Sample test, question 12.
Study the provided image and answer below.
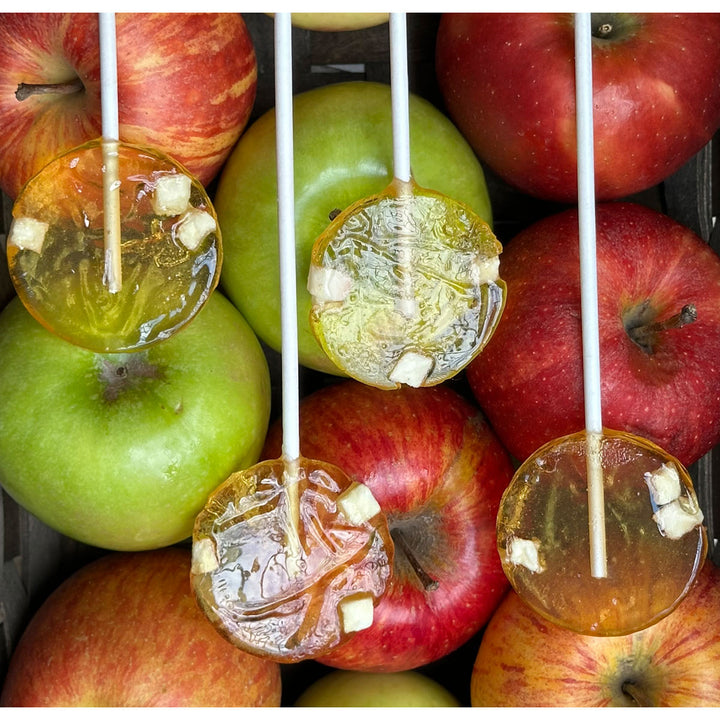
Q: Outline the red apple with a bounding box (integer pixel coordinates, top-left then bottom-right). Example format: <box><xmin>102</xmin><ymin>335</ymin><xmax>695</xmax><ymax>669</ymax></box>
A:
<box><xmin>0</xmin><ymin>13</ymin><xmax>257</xmax><ymax>199</ymax></box>
<box><xmin>0</xmin><ymin>547</ymin><xmax>282</xmax><ymax>707</ymax></box>
<box><xmin>262</xmin><ymin>380</ymin><xmax>514</xmax><ymax>672</ymax></box>
<box><xmin>471</xmin><ymin>560</ymin><xmax>720</xmax><ymax>706</ymax></box>
<box><xmin>467</xmin><ymin>202</ymin><xmax>720</xmax><ymax>468</ymax></box>
<box><xmin>435</xmin><ymin>13</ymin><xmax>720</xmax><ymax>202</ymax></box>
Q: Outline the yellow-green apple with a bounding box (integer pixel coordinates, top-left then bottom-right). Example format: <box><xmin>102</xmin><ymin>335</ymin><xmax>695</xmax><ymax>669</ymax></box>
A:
<box><xmin>0</xmin><ymin>12</ymin><xmax>257</xmax><ymax>199</ymax></box>
<box><xmin>214</xmin><ymin>80</ymin><xmax>493</xmax><ymax>374</ymax></box>
<box><xmin>435</xmin><ymin>13</ymin><xmax>720</xmax><ymax>203</ymax></box>
<box><xmin>467</xmin><ymin>202</ymin><xmax>720</xmax><ymax>468</ymax></box>
<box><xmin>471</xmin><ymin>560</ymin><xmax>720</xmax><ymax>707</ymax></box>
<box><xmin>0</xmin><ymin>291</ymin><xmax>271</xmax><ymax>551</ymax></box>
<box><xmin>295</xmin><ymin>669</ymin><xmax>460</xmax><ymax>707</ymax></box>
<box><xmin>0</xmin><ymin>547</ymin><xmax>282</xmax><ymax>707</ymax></box>
<box><xmin>262</xmin><ymin>380</ymin><xmax>513</xmax><ymax>672</ymax></box>
<box><xmin>289</xmin><ymin>13</ymin><xmax>389</xmax><ymax>31</ymax></box>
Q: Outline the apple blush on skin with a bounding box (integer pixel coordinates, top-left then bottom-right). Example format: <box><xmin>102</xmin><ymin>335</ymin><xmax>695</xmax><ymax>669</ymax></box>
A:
<box><xmin>498</xmin><ymin>428</ymin><xmax>707</xmax><ymax>637</ymax></box>
<box><xmin>307</xmin><ymin>176</ymin><xmax>506</xmax><ymax>389</ymax></box>
<box><xmin>191</xmin><ymin>455</ymin><xmax>394</xmax><ymax>663</ymax></box>
<box><xmin>6</xmin><ymin>138</ymin><xmax>221</xmax><ymax>353</ymax></box>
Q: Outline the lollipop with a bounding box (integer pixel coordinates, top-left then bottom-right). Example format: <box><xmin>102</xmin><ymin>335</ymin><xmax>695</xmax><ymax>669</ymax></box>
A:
<box><xmin>5</xmin><ymin>14</ymin><xmax>220</xmax><ymax>353</ymax></box>
<box><xmin>495</xmin><ymin>14</ymin><xmax>707</xmax><ymax>636</ymax></box>
<box><xmin>307</xmin><ymin>14</ymin><xmax>505</xmax><ymax>389</ymax></box>
<box><xmin>191</xmin><ymin>14</ymin><xmax>393</xmax><ymax>663</ymax></box>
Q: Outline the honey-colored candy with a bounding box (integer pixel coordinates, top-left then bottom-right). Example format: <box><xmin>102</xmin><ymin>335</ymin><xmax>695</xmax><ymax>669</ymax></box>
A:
<box><xmin>497</xmin><ymin>429</ymin><xmax>707</xmax><ymax>636</ymax></box>
<box><xmin>308</xmin><ymin>177</ymin><xmax>505</xmax><ymax>389</ymax></box>
<box><xmin>6</xmin><ymin>139</ymin><xmax>221</xmax><ymax>353</ymax></box>
<box><xmin>191</xmin><ymin>456</ymin><xmax>394</xmax><ymax>663</ymax></box>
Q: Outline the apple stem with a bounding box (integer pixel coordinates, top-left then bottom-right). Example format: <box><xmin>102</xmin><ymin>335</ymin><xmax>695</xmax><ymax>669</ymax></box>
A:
<box><xmin>627</xmin><ymin>304</ymin><xmax>697</xmax><ymax>354</ymax></box>
<box><xmin>621</xmin><ymin>681</ymin><xmax>652</xmax><ymax>707</ymax></box>
<box><xmin>15</xmin><ymin>79</ymin><xmax>84</xmax><ymax>101</ymax></box>
<box><xmin>391</xmin><ymin>527</ymin><xmax>439</xmax><ymax>592</ymax></box>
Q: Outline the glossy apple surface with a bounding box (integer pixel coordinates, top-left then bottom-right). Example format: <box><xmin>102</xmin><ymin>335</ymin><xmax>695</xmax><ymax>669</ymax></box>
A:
<box><xmin>262</xmin><ymin>380</ymin><xmax>513</xmax><ymax>672</ymax></box>
<box><xmin>290</xmin><ymin>13</ymin><xmax>389</xmax><ymax>31</ymax></box>
<box><xmin>295</xmin><ymin>669</ymin><xmax>459</xmax><ymax>707</ymax></box>
<box><xmin>0</xmin><ymin>13</ymin><xmax>257</xmax><ymax>199</ymax></box>
<box><xmin>0</xmin><ymin>547</ymin><xmax>282</xmax><ymax>707</ymax></box>
<box><xmin>467</xmin><ymin>202</ymin><xmax>720</xmax><ymax>467</ymax></box>
<box><xmin>0</xmin><ymin>291</ymin><xmax>271</xmax><ymax>550</ymax></box>
<box><xmin>214</xmin><ymin>80</ymin><xmax>493</xmax><ymax>374</ymax></box>
<box><xmin>436</xmin><ymin>13</ymin><xmax>720</xmax><ymax>202</ymax></box>
<box><xmin>471</xmin><ymin>560</ymin><xmax>720</xmax><ymax>707</ymax></box>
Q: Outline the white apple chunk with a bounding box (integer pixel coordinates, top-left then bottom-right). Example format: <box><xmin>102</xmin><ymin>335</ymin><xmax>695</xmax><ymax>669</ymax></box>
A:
<box><xmin>8</xmin><ymin>216</ymin><xmax>49</xmax><ymax>254</ymax></box>
<box><xmin>191</xmin><ymin>537</ymin><xmax>219</xmax><ymax>575</ymax></box>
<box><xmin>653</xmin><ymin>497</ymin><xmax>704</xmax><ymax>540</ymax></box>
<box><xmin>175</xmin><ymin>208</ymin><xmax>216</xmax><ymax>251</ymax></box>
<box><xmin>644</xmin><ymin>463</ymin><xmax>682</xmax><ymax>506</ymax></box>
<box><xmin>307</xmin><ymin>265</ymin><xmax>353</xmax><ymax>304</ymax></box>
<box><xmin>389</xmin><ymin>350</ymin><xmax>434</xmax><ymax>387</ymax></box>
<box><xmin>506</xmin><ymin>535</ymin><xmax>543</xmax><ymax>574</ymax></box>
<box><xmin>471</xmin><ymin>253</ymin><xmax>500</xmax><ymax>286</ymax></box>
<box><xmin>338</xmin><ymin>593</ymin><xmax>374</xmax><ymax>634</ymax></box>
<box><xmin>337</xmin><ymin>482</ymin><xmax>381</xmax><ymax>525</ymax></box>
<box><xmin>151</xmin><ymin>173</ymin><xmax>192</xmax><ymax>216</ymax></box>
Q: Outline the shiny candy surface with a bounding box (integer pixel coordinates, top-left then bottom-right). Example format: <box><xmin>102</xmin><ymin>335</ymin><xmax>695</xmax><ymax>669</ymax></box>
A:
<box><xmin>308</xmin><ymin>177</ymin><xmax>505</xmax><ymax>389</ymax></box>
<box><xmin>497</xmin><ymin>429</ymin><xmax>707</xmax><ymax>636</ymax></box>
<box><xmin>191</xmin><ymin>456</ymin><xmax>393</xmax><ymax>663</ymax></box>
<box><xmin>6</xmin><ymin>139</ymin><xmax>221</xmax><ymax>353</ymax></box>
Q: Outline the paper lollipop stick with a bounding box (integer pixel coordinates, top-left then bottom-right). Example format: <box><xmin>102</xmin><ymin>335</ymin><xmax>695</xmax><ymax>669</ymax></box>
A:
<box><xmin>575</xmin><ymin>12</ymin><xmax>607</xmax><ymax>578</ymax></box>
<box><xmin>98</xmin><ymin>12</ymin><xmax>122</xmax><ymax>293</ymax></box>
<box><xmin>390</xmin><ymin>13</ymin><xmax>411</xmax><ymax>185</ymax></box>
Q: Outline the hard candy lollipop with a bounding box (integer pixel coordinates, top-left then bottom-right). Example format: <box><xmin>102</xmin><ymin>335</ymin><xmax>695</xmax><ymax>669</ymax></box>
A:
<box><xmin>307</xmin><ymin>14</ymin><xmax>505</xmax><ymax>389</ymax></box>
<box><xmin>6</xmin><ymin>138</ymin><xmax>221</xmax><ymax>353</ymax></box>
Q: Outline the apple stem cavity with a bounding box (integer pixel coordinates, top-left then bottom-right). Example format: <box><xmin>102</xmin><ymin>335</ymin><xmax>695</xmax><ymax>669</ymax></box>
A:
<box><xmin>390</xmin><ymin>527</ymin><xmax>439</xmax><ymax>592</ymax></box>
<box><xmin>621</xmin><ymin>680</ymin><xmax>652</xmax><ymax>707</ymax></box>
<box><xmin>15</xmin><ymin>79</ymin><xmax>85</xmax><ymax>102</ymax></box>
<box><xmin>625</xmin><ymin>303</ymin><xmax>698</xmax><ymax>354</ymax></box>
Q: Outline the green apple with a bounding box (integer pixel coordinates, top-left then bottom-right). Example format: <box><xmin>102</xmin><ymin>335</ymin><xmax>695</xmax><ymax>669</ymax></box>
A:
<box><xmin>294</xmin><ymin>670</ymin><xmax>460</xmax><ymax>707</ymax></box>
<box><xmin>214</xmin><ymin>80</ymin><xmax>493</xmax><ymax>374</ymax></box>
<box><xmin>0</xmin><ymin>291</ymin><xmax>271</xmax><ymax>551</ymax></box>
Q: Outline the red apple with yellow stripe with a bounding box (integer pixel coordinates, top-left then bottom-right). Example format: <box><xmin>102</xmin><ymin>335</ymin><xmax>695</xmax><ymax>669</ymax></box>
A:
<box><xmin>0</xmin><ymin>12</ymin><xmax>257</xmax><ymax>199</ymax></box>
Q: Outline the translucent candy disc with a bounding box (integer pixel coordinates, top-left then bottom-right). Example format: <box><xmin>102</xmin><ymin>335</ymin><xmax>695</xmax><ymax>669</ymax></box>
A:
<box><xmin>6</xmin><ymin>138</ymin><xmax>221</xmax><ymax>353</ymax></box>
<box><xmin>307</xmin><ymin>177</ymin><xmax>506</xmax><ymax>389</ymax></box>
<box><xmin>191</xmin><ymin>456</ymin><xmax>394</xmax><ymax>663</ymax></box>
<box><xmin>497</xmin><ymin>429</ymin><xmax>707</xmax><ymax>636</ymax></box>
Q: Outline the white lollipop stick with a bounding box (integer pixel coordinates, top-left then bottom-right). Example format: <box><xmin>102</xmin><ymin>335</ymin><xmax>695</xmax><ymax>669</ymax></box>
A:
<box><xmin>274</xmin><ymin>12</ymin><xmax>302</xmax><ymax>565</ymax></box>
<box><xmin>99</xmin><ymin>12</ymin><xmax>122</xmax><ymax>294</ymax></box>
<box><xmin>575</xmin><ymin>13</ymin><xmax>607</xmax><ymax>578</ymax></box>
<box><xmin>390</xmin><ymin>13</ymin><xmax>411</xmax><ymax>184</ymax></box>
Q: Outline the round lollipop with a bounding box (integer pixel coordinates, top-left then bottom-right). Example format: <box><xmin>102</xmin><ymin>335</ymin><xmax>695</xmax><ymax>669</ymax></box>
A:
<box><xmin>495</xmin><ymin>13</ymin><xmax>707</xmax><ymax>637</ymax></box>
<box><xmin>5</xmin><ymin>14</ymin><xmax>221</xmax><ymax>353</ymax></box>
<box><xmin>191</xmin><ymin>14</ymin><xmax>393</xmax><ymax>664</ymax></box>
<box><xmin>307</xmin><ymin>14</ymin><xmax>505</xmax><ymax>389</ymax></box>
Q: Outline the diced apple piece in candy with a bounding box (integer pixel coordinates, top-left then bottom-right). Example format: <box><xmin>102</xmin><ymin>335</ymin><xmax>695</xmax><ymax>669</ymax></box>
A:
<box><xmin>8</xmin><ymin>217</ymin><xmax>49</xmax><ymax>254</ymax></box>
<box><xmin>307</xmin><ymin>265</ymin><xmax>353</xmax><ymax>303</ymax></box>
<box><xmin>337</xmin><ymin>482</ymin><xmax>381</xmax><ymax>525</ymax></box>
<box><xmin>338</xmin><ymin>593</ymin><xmax>374</xmax><ymax>634</ymax></box>
<box><xmin>176</xmin><ymin>208</ymin><xmax>216</xmax><ymax>251</ymax></box>
<box><xmin>472</xmin><ymin>254</ymin><xmax>500</xmax><ymax>286</ymax></box>
<box><xmin>191</xmin><ymin>537</ymin><xmax>219</xmax><ymax>575</ymax></box>
<box><xmin>389</xmin><ymin>350</ymin><xmax>434</xmax><ymax>388</ymax></box>
<box><xmin>653</xmin><ymin>497</ymin><xmax>704</xmax><ymax>540</ymax></box>
<box><xmin>645</xmin><ymin>463</ymin><xmax>682</xmax><ymax>506</ymax></box>
<box><xmin>151</xmin><ymin>173</ymin><xmax>192</xmax><ymax>216</ymax></box>
<box><xmin>506</xmin><ymin>536</ymin><xmax>543</xmax><ymax>573</ymax></box>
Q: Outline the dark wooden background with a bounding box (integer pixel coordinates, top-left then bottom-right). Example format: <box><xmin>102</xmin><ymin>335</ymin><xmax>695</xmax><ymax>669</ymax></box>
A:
<box><xmin>1</xmin><ymin>12</ymin><xmax>718</xmax><ymax>706</ymax></box>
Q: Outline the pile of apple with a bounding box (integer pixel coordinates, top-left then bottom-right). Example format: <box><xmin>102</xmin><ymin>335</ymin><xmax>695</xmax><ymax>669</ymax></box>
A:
<box><xmin>1</xmin><ymin>11</ymin><xmax>720</xmax><ymax>708</ymax></box>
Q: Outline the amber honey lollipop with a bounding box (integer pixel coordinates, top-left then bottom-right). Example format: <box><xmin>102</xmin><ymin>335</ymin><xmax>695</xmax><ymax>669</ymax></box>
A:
<box><xmin>495</xmin><ymin>14</ymin><xmax>707</xmax><ymax>637</ymax></box>
<box><xmin>191</xmin><ymin>14</ymin><xmax>393</xmax><ymax>663</ymax></box>
<box><xmin>5</xmin><ymin>14</ymin><xmax>221</xmax><ymax>353</ymax></box>
<box><xmin>307</xmin><ymin>13</ymin><xmax>506</xmax><ymax>389</ymax></box>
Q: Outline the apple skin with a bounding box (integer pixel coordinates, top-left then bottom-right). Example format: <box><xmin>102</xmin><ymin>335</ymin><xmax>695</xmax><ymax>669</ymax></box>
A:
<box><xmin>262</xmin><ymin>380</ymin><xmax>513</xmax><ymax>672</ymax></box>
<box><xmin>289</xmin><ymin>13</ymin><xmax>389</xmax><ymax>31</ymax></box>
<box><xmin>214</xmin><ymin>80</ymin><xmax>493</xmax><ymax>374</ymax></box>
<box><xmin>0</xmin><ymin>291</ymin><xmax>271</xmax><ymax>551</ymax></box>
<box><xmin>295</xmin><ymin>669</ymin><xmax>459</xmax><ymax>707</ymax></box>
<box><xmin>435</xmin><ymin>13</ymin><xmax>720</xmax><ymax>202</ymax></box>
<box><xmin>0</xmin><ymin>547</ymin><xmax>282</xmax><ymax>707</ymax></box>
<box><xmin>0</xmin><ymin>13</ymin><xmax>257</xmax><ymax>199</ymax></box>
<box><xmin>467</xmin><ymin>202</ymin><xmax>720</xmax><ymax>468</ymax></box>
<box><xmin>471</xmin><ymin>560</ymin><xmax>720</xmax><ymax>707</ymax></box>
